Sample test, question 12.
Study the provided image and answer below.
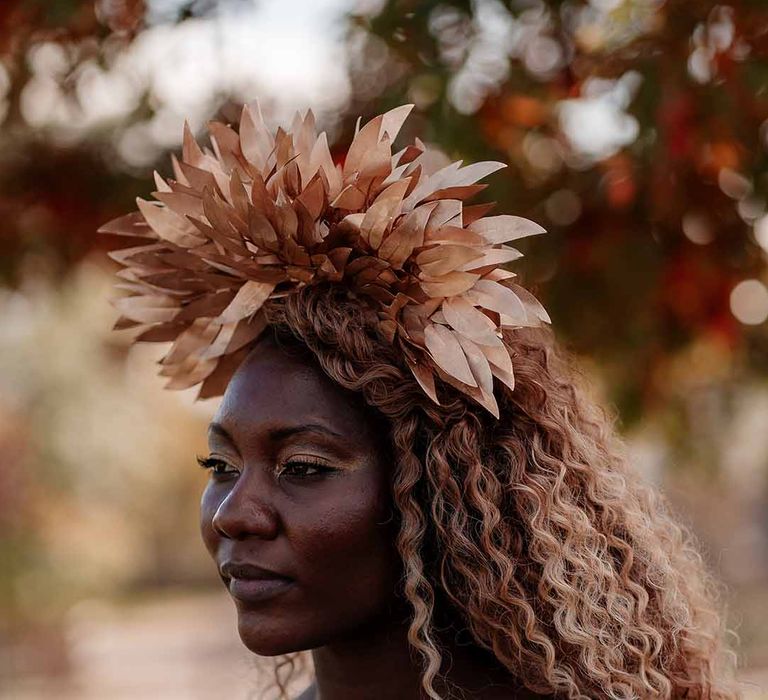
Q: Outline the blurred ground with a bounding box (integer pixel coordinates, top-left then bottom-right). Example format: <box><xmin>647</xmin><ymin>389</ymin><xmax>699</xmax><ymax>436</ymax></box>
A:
<box><xmin>2</xmin><ymin>590</ymin><xmax>312</xmax><ymax>700</ymax></box>
<box><xmin>1</xmin><ymin>589</ymin><xmax>766</xmax><ymax>699</ymax></box>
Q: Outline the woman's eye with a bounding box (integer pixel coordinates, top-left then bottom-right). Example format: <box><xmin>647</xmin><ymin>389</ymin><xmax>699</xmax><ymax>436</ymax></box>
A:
<box><xmin>196</xmin><ymin>455</ymin><xmax>239</xmax><ymax>478</ymax></box>
<box><xmin>278</xmin><ymin>460</ymin><xmax>334</xmax><ymax>479</ymax></box>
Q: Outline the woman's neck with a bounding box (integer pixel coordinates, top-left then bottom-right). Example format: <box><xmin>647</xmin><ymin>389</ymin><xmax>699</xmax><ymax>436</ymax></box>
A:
<box><xmin>308</xmin><ymin>614</ymin><xmax>542</xmax><ymax>700</ymax></box>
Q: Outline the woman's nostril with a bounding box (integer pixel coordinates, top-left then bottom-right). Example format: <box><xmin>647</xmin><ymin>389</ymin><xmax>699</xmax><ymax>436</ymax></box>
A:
<box><xmin>211</xmin><ymin>491</ymin><xmax>280</xmax><ymax>541</ymax></box>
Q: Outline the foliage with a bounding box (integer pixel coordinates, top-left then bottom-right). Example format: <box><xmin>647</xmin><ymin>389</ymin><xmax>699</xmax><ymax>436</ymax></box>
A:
<box><xmin>1</xmin><ymin>0</ymin><xmax>768</xmax><ymax>672</ymax></box>
<box><xmin>348</xmin><ymin>0</ymin><xmax>768</xmax><ymax>422</ymax></box>
<box><xmin>0</xmin><ymin>0</ymin><xmax>766</xmax><ymax>418</ymax></box>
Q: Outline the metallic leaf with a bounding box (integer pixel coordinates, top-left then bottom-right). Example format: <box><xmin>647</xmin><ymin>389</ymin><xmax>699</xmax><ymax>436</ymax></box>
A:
<box><xmin>468</xmin><ymin>215</ymin><xmax>547</xmax><ymax>244</ymax></box>
<box><xmin>424</xmin><ymin>323</ymin><xmax>477</xmax><ymax>387</ymax></box>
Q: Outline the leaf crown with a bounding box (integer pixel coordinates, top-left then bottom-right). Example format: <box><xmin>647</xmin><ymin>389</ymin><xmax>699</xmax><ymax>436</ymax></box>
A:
<box><xmin>101</xmin><ymin>103</ymin><xmax>550</xmax><ymax>417</ymax></box>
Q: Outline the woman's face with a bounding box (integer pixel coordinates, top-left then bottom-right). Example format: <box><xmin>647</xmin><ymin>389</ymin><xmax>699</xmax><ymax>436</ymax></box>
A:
<box><xmin>199</xmin><ymin>336</ymin><xmax>401</xmax><ymax>656</ymax></box>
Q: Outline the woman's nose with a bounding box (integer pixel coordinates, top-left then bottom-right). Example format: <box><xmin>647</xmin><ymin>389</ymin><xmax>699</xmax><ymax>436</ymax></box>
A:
<box><xmin>211</xmin><ymin>477</ymin><xmax>280</xmax><ymax>541</ymax></box>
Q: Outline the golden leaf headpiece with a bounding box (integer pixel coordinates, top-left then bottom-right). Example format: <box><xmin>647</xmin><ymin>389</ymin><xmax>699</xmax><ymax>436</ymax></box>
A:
<box><xmin>101</xmin><ymin>104</ymin><xmax>550</xmax><ymax>417</ymax></box>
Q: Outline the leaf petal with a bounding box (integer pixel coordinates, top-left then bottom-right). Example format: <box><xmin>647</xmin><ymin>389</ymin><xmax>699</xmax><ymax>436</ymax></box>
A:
<box><xmin>424</xmin><ymin>324</ymin><xmax>477</xmax><ymax>387</ymax></box>
<box><xmin>162</xmin><ymin>317</ymin><xmax>221</xmax><ymax>365</ymax></box>
<box><xmin>420</xmin><ymin>271</ymin><xmax>480</xmax><ymax>298</ymax></box>
<box><xmin>457</xmin><ymin>246</ymin><xmax>523</xmax><ymax>272</ymax></box>
<box><xmin>379</xmin><ymin>104</ymin><xmax>414</xmax><ymax>142</ymax></box>
<box><xmin>506</xmin><ymin>282</ymin><xmax>551</xmax><ymax>324</ymax></box>
<box><xmin>417</xmin><ymin>245</ymin><xmax>483</xmax><ymax>277</ymax></box>
<box><xmin>455</xmin><ymin>334</ymin><xmax>498</xmax><ymax>417</ymax></box>
<box><xmin>98</xmin><ymin>212</ymin><xmax>153</xmax><ymax>238</ymax></box>
<box><xmin>378</xmin><ymin>202</ymin><xmax>437</xmax><ymax>269</ymax></box>
<box><xmin>137</xmin><ymin>199</ymin><xmax>205</xmax><ymax>248</ymax></box>
<box><xmin>309</xmin><ymin>131</ymin><xmax>342</xmax><ymax>198</ymax></box>
<box><xmin>218</xmin><ymin>280</ymin><xmax>275</xmax><ymax>324</ymax></box>
<box><xmin>464</xmin><ymin>279</ymin><xmax>528</xmax><ymax>323</ymax></box>
<box><xmin>343</xmin><ymin>114</ymin><xmax>383</xmax><ymax>177</ymax></box>
<box><xmin>405</xmin><ymin>356</ymin><xmax>440</xmax><ymax>405</ymax></box>
<box><xmin>361</xmin><ymin>178</ymin><xmax>411</xmax><ymax>249</ymax></box>
<box><xmin>441</xmin><ymin>296</ymin><xmax>499</xmax><ymax>345</ymax></box>
<box><xmin>467</xmin><ymin>215</ymin><xmax>546</xmax><ymax>244</ymax></box>
<box><xmin>240</xmin><ymin>102</ymin><xmax>274</xmax><ymax>168</ymax></box>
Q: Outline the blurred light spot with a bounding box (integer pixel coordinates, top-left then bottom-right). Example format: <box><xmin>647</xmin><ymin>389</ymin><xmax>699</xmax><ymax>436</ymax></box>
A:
<box><xmin>522</xmin><ymin>133</ymin><xmax>562</xmax><ymax>174</ymax></box>
<box><xmin>572</xmin><ymin>0</ymin><xmax>663</xmax><ymax>53</ymax></box>
<box><xmin>500</xmin><ymin>95</ymin><xmax>546</xmax><ymax>127</ymax></box>
<box><xmin>0</xmin><ymin>62</ymin><xmax>9</xmax><ymax>124</ymax></box>
<box><xmin>429</xmin><ymin>5</ymin><xmax>472</xmax><ymax>69</ymax></box>
<box><xmin>545</xmin><ymin>189</ymin><xmax>581</xmax><ymax>226</ymax></box>
<box><xmin>682</xmin><ymin>212</ymin><xmax>714</xmax><ymax>245</ymax></box>
<box><xmin>730</xmin><ymin>279</ymin><xmax>768</xmax><ymax>325</ymax></box>
<box><xmin>603</xmin><ymin>169</ymin><xmax>636</xmax><ymax>208</ymax></box>
<box><xmin>20</xmin><ymin>41</ymin><xmax>79</xmax><ymax>129</ymax></box>
<box><xmin>708</xmin><ymin>6</ymin><xmax>735</xmax><ymax>52</ymax></box>
<box><xmin>688</xmin><ymin>47</ymin><xmax>712</xmax><ymax>83</ymax></box>
<box><xmin>730</xmin><ymin>38</ymin><xmax>750</xmax><ymax>61</ymax></box>
<box><xmin>439</xmin><ymin>0</ymin><xmax>518</xmax><ymax>114</ymax></box>
<box><xmin>718</xmin><ymin>168</ymin><xmax>752</xmax><ymax>199</ymax></box>
<box><xmin>523</xmin><ymin>35</ymin><xmax>563</xmax><ymax>77</ymax></box>
<box><xmin>97</xmin><ymin>0</ymin><xmax>146</xmax><ymax>33</ymax></box>
<box><xmin>347</xmin><ymin>28</ymin><xmax>393</xmax><ymax>101</ymax></box>
<box><xmin>148</xmin><ymin>107</ymin><xmax>187</xmax><ymax>147</ymax></box>
<box><xmin>574</xmin><ymin>22</ymin><xmax>604</xmax><ymax>52</ymax></box>
<box><xmin>591</xmin><ymin>0</ymin><xmax>622</xmax><ymax>9</ymax></box>
<box><xmin>356</xmin><ymin>0</ymin><xmax>388</xmax><ymax>15</ymax></box>
<box><xmin>408</xmin><ymin>74</ymin><xmax>442</xmax><ymax>110</ymax></box>
<box><xmin>20</xmin><ymin>75</ymin><xmax>67</xmax><ymax>128</ymax></box>
<box><xmin>558</xmin><ymin>71</ymin><xmax>641</xmax><ymax>162</ymax></box>
<box><xmin>737</xmin><ymin>196</ymin><xmax>765</xmax><ymax>223</ymax></box>
<box><xmin>688</xmin><ymin>7</ymin><xmax>735</xmax><ymax>84</ymax></box>
<box><xmin>28</xmin><ymin>41</ymin><xmax>69</xmax><ymax>76</ymax></box>
<box><xmin>76</xmin><ymin>61</ymin><xmax>141</xmax><ymax>123</ymax></box>
<box><xmin>118</xmin><ymin>123</ymin><xmax>161</xmax><ymax>167</ymax></box>
<box><xmin>147</xmin><ymin>0</ymin><xmax>197</xmax><ymax>24</ymax></box>
<box><xmin>16</xmin><ymin>1</ymin><xmax>357</xmax><ymax>156</ymax></box>
<box><xmin>754</xmin><ymin>215</ymin><xmax>768</xmax><ymax>253</ymax></box>
<box><xmin>448</xmin><ymin>79</ymin><xmax>486</xmax><ymax>115</ymax></box>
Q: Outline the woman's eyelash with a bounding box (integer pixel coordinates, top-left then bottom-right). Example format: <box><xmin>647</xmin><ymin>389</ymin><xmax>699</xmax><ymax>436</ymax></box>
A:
<box><xmin>278</xmin><ymin>459</ymin><xmax>336</xmax><ymax>478</ymax></box>
<box><xmin>196</xmin><ymin>455</ymin><xmax>337</xmax><ymax>479</ymax></box>
<box><xmin>196</xmin><ymin>455</ymin><xmax>237</xmax><ymax>475</ymax></box>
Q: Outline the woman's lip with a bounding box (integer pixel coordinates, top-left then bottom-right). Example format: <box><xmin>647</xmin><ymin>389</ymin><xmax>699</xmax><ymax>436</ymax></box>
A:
<box><xmin>228</xmin><ymin>576</ymin><xmax>294</xmax><ymax>604</ymax></box>
<box><xmin>220</xmin><ymin>560</ymin><xmax>291</xmax><ymax>581</ymax></box>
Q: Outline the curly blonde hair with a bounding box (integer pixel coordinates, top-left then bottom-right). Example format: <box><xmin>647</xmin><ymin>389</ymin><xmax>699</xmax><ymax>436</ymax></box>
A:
<box><xmin>257</xmin><ymin>282</ymin><xmax>738</xmax><ymax>700</ymax></box>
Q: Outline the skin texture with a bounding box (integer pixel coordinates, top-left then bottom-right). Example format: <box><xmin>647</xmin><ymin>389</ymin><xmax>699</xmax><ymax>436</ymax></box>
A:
<box><xmin>199</xmin><ymin>336</ymin><xmax>402</xmax><ymax>656</ymax></box>
<box><xmin>199</xmin><ymin>335</ymin><xmax>540</xmax><ymax>699</ymax></box>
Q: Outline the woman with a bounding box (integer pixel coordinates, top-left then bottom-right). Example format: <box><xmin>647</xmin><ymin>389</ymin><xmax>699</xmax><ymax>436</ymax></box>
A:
<box><xmin>102</xmin><ymin>104</ymin><xmax>737</xmax><ymax>699</ymax></box>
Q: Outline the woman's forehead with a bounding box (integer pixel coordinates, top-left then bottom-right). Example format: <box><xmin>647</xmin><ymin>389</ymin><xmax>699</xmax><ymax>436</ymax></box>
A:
<box><xmin>211</xmin><ymin>338</ymin><xmax>376</xmax><ymax>443</ymax></box>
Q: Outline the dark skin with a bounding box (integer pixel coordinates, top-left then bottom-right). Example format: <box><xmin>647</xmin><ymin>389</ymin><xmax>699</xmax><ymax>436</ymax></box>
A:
<box><xmin>199</xmin><ymin>336</ymin><xmax>544</xmax><ymax>699</ymax></box>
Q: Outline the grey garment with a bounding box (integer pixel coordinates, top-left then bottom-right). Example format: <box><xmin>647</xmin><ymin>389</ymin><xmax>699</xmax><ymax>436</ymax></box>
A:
<box><xmin>295</xmin><ymin>684</ymin><xmax>317</xmax><ymax>700</ymax></box>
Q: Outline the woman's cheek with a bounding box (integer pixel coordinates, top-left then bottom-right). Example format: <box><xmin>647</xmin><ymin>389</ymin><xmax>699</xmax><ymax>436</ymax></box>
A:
<box><xmin>288</xmin><ymin>479</ymin><xmax>397</xmax><ymax>591</ymax></box>
<box><xmin>199</xmin><ymin>483</ymin><xmax>225</xmax><ymax>556</ymax></box>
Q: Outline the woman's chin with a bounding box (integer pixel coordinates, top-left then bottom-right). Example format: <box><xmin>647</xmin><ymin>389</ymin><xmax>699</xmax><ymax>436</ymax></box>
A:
<box><xmin>235</xmin><ymin>611</ymin><xmax>303</xmax><ymax>656</ymax></box>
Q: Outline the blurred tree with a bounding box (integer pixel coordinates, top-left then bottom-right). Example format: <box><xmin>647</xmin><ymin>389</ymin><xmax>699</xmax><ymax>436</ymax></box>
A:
<box><xmin>350</xmin><ymin>0</ymin><xmax>768</xmax><ymax>422</ymax></box>
<box><xmin>1</xmin><ymin>0</ymin><xmax>768</xmax><ymax>678</ymax></box>
<box><xmin>0</xmin><ymin>0</ymin><xmax>148</xmax><ymax>284</ymax></box>
<box><xmin>0</xmin><ymin>0</ymin><xmax>766</xmax><ymax>419</ymax></box>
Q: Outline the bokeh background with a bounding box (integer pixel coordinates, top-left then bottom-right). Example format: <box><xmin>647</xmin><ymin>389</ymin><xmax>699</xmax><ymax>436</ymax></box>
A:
<box><xmin>1</xmin><ymin>0</ymin><xmax>767</xmax><ymax>697</ymax></box>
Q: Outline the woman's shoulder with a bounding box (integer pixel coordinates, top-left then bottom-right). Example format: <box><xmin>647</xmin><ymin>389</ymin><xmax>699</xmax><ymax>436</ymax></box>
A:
<box><xmin>295</xmin><ymin>684</ymin><xmax>317</xmax><ymax>700</ymax></box>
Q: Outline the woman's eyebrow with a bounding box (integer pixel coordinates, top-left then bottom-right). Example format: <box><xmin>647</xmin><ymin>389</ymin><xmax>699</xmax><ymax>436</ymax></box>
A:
<box><xmin>267</xmin><ymin>424</ymin><xmax>345</xmax><ymax>442</ymax></box>
<box><xmin>208</xmin><ymin>421</ymin><xmax>345</xmax><ymax>444</ymax></box>
<box><xmin>207</xmin><ymin>421</ymin><xmax>234</xmax><ymax>443</ymax></box>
